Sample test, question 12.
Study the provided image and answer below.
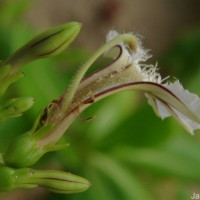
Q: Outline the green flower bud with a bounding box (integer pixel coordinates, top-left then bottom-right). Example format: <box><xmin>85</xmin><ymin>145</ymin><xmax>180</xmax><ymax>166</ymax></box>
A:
<box><xmin>4</xmin><ymin>132</ymin><xmax>43</xmax><ymax>167</ymax></box>
<box><xmin>27</xmin><ymin>169</ymin><xmax>91</xmax><ymax>194</ymax></box>
<box><xmin>0</xmin><ymin>97</ymin><xmax>34</xmax><ymax>121</ymax></box>
<box><xmin>3</xmin><ymin>116</ymin><xmax>68</xmax><ymax>167</ymax></box>
<box><xmin>4</xmin><ymin>127</ymin><xmax>47</xmax><ymax>167</ymax></box>
<box><xmin>4</xmin><ymin>22</ymin><xmax>82</xmax><ymax>72</ymax></box>
<box><xmin>0</xmin><ymin>167</ymin><xmax>90</xmax><ymax>194</ymax></box>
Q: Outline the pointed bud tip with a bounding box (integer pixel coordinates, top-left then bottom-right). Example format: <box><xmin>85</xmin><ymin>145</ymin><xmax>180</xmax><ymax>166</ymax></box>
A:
<box><xmin>60</xmin><ymin>21</ymin><xmax>82</xmax><ymax>36</ymax></box>
<box><xmin>13</xmin><ymin>97</ymin><xmax>35</xmax><ymax>112</ymax></box>
<box><xmin>5</xmin><ymin>21</ymin><xmax>82</xmax><ymax>69</ymax></box>
<box><xmin>46</xmin><ymin>172</ymin><xmax>91</xmax><ymax>194</ymax></box>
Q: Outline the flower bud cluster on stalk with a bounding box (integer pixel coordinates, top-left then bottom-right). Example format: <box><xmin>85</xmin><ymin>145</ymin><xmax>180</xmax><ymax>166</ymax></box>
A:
<box><xmin>0</xmin><ymin>21</ymin><xmax>200</xmax><ymax>194</ymax></box>
<box><xmin>0</xmin><ymin>22</ymin><xmax>90</xmax><ymax>194</ymax></box>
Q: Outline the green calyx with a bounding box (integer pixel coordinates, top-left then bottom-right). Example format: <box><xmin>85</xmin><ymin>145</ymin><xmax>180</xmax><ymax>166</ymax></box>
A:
<box><xmin>3</xmin><ymin>131</ymin><xmax>44</xmax><ymax>167</ymax></box>
<box><xmin>3</xmin><ymin>123</ymin><xmax>68</xmax><ymax>167</ymax></box>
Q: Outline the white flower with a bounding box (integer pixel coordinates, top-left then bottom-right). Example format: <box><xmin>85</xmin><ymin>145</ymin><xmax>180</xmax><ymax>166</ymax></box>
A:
<box><xmin>105</xmin><ymin>30</ymin><xmax>200</xmax><ymax>134</ymax></box>
<box><xmin>37</xmin><ymin>30</ymin><xmax>200</xmax><ymax>149</ymax></box>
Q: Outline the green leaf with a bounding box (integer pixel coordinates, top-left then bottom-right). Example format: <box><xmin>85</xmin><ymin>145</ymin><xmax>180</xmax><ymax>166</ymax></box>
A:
<box><xmin>114</xmin><ymin>146</ymin><xmax>200</xmax><ymax>182</ymax></box>
<box><xmin>90</xmin><ymin>152</ymin><xmax>153</xmax><ymax>200</ymax></box>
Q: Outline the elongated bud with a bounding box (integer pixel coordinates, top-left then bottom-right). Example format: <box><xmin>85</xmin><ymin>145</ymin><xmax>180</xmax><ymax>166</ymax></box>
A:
<box><xmin>28</xmin><ymin>169</ymin><xmax>91</xmax><ymax>194</ymax></box>
<box><xmin>4</xmin><ymin>22</ymin><xmax>82</xmax><ymax>72</ymax></box>
<box><xmin>0</xmin><ymin>166</ymin><xmax>90</xmax><ymax>193</ymax></box>
<box><xmin>0</xmin><ymin>97</ymin><xmax>34</xmax><ymax>121</ymax></box>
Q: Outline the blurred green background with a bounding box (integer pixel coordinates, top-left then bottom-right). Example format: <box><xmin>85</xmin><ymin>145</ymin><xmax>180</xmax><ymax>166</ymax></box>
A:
<box><xmin>0</xmin><ymin>0</ymin><xmax>200</xmax><ymax>199</ymax></box>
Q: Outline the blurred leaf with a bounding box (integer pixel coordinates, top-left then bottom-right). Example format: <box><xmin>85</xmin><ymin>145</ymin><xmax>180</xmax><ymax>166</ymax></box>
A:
<box><xmin>15</xmin><ymin>59</ymin><xmax>68</xmax><ymax>116</ymax></box>
<box><xmin>97</xmin><ymin>102</ymin><xmax>172</xmax><ymax>149</ymax></box>
<box><xmin>114</xmin><ymin>146</ymin><xmax>200</xmax><ymax>182</ymax></box>
<box><xmin>161</xmin><ymin>132</ymin><xmax>200</xmax><ymax>170</ymax></box>
<box><xmin>90</xmin><ymin>152</ymin><xmax>153</xmax><ymax>200</ymax></box>
<box><xmin>85</xmin><ymin>91</ymin><xmax>140</xmax><ymax>144</ymax></box>
<box><xmin>84</xmin><ymin>165</ymin><xmax>118</xmax><ymax>200</ymax></box>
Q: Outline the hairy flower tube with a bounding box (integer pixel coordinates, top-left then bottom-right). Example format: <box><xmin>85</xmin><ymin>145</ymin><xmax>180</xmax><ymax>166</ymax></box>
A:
<box><xmin>0</xmin><ymin>165</ymin><xmax>90</xmax><ymax>193</ymax></box>
<box><xmin>4</xmin><ymin>30</ymin><xmax>200</xmax><ymax>168</ymax></box>
<box><xmin>44</xmin><ymin>30</ymin><xmax>200</xmax><ymax>138</ymax></box>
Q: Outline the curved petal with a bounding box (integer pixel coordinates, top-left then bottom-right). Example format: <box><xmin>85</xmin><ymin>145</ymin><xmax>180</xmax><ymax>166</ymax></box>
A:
<box><xmin>164</xmin><ymin>80</ymin><xmax>200</xmax><ymax>116</ymax></box>
<box><xmin>81</xmin><ymin>81</ymin><xmax>200</xmax><ymax>134</ymax></box>
<box><xmin>149</xmin><ymin>97</ymin><xmax>200</xmax><ymax>134</ymax></box>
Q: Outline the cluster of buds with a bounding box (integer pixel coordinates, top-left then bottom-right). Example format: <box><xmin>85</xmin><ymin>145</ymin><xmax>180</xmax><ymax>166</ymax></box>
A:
<box><xmin>0</xmin><ymin>22</ymin><xmax>91</xmax><ymax>194</ymax></box>
<box><xmin>0</xmin><ymin>21</ymin><xmax>200</xmax><ymax>195</ymax></box>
